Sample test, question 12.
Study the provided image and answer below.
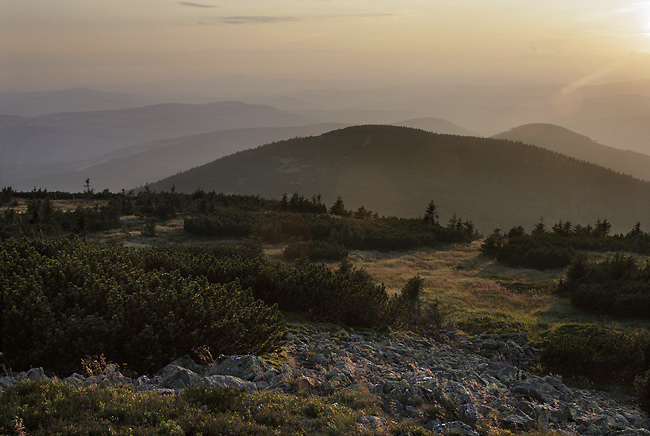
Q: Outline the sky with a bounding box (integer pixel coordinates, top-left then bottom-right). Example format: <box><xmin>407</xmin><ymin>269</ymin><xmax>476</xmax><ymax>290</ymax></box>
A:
<box><xmin>2</xmin><ymin>0</ymin><xmax>650</xmax><ymax>92</ymax></box>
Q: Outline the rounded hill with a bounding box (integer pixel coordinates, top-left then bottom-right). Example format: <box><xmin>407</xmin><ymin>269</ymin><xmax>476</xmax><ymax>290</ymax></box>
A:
<box><xmin>149</xmin><ymin>125</ymin><xmax>650</xmax><ymax>233</ymax></box>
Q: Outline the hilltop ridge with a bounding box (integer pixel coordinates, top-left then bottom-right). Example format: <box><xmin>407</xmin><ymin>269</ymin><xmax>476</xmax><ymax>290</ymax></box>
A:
<box><xmin>148</xmin><ymin>125</ymin><xmax>650</xmax><ymax>233</ymax></box>
<box><xmin>493</xmin><ymin>123</ymin><xmax>650</xmax><ymax>181</ymax></box>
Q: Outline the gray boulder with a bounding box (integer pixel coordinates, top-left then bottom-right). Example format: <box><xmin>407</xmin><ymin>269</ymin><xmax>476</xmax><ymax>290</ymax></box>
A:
<box><xmin>207</xmin><ymin>355</ymin><xmax>271</xmax><ymax>381</ymax></box>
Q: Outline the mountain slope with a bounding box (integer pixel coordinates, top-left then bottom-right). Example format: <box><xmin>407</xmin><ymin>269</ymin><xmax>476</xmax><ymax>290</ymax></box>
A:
<box><xmin>26</xmin><ymin>123</ymin><xmax>346</xmax><ymax>192</ymax></box>
<box><xmin>0</xmin><ymin>101</ymin><xmax>315</xmax><ymax>164</ymax></box>
<box><xmin>0</xmin><ymin>101</ymin><xmax>316</xmax><ymax>189</ymax></box>
<box><xmin>148</xmin><ymin>125</ymin><xmax>650</xmax><ymax>233</ymax></box>
<box><xmin>0</xmin><ymin>88</ymin><xmax>155</xmax><ymax>117</ymax></box>
<box><xmin>393</xmin><ymin>118</ymin><xmax>475</xmax><ymax>136</ymax></box>
<box><xmin>492</xmin><ymin>123</ymin><xmax>650</xmax><ymax>181</ymax></box>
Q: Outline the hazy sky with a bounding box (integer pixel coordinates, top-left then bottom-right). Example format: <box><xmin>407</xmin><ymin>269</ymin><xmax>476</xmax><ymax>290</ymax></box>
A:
<box><xmin>2</xmin><ymin>0</ymin><xmax>650</xmax><ymax>91</ymax></box>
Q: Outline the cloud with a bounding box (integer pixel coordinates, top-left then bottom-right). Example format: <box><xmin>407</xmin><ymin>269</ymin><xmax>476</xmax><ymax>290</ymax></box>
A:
<box><xmin>178</xmin><ymin>1</ymin><xmax>218</xmax><ymax>8</ymax></box>
<box><xmin>201</xmin><ymin>13</ymin><xmax>395</xmax><ymax>25</ymax></box>
<box><xmin>219</xmin><ymin>16</ymin><xmax>299</xmax><ymax>24</ymax></box>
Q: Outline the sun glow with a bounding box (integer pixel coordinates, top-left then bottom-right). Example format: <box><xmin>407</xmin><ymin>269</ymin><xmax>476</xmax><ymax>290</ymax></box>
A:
<box><xmin>643</xmin><ymin>1</ymin><xmax>650</xmax><ymax>37</ymax></box>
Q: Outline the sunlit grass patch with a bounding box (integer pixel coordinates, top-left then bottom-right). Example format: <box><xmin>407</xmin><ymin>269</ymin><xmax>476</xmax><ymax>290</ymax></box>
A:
<box><xmin>350</xmin><ymin>242</ymin><xmax>561</xmax><ymax>333</ymax></box>
<box><xmin>0</xmin><ymin>381</ymin><xmax>440</xmax><ymax>436</ymax></box>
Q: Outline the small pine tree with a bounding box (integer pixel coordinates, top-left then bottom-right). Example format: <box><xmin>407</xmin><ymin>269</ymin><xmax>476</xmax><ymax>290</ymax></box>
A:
<box><xmin>423</xmin><ymin>200</ymin><xmax>439</xmax><ymax>225</ymax></box>
<box><xmin>329</xmin><ymin>196</ymin><xmax>348</xmax><ymax>216</ymax></box>
<box><xmin>401</xmin><ymin>276</ymin><xmax>424</xmax><ymax>322</ymax></box>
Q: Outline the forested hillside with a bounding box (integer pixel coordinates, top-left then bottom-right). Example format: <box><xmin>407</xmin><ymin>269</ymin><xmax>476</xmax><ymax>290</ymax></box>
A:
<box><xmin>148</xmin><ymin>125</ymin><xmax>650</xmax><ymax>233</ymax></box>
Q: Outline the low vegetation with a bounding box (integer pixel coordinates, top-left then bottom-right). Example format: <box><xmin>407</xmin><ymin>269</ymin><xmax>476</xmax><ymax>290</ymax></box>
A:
<box><xmin>560</xmin><ymin>254</ymin><xmax>650</xmax><ymax>319</ymax></box>
<box><xmin>0</xmin><ymin>380</ymin><xmax>573</xmax><ymax>436</ymax></box>
<box><xmin>2</xmin><ymin>187</ymin><xmax>650</xmax><ymax>415</ymax></box>
<box><xmin>0</xmin><ymin>238</ymin><xmax>286</xmax><ymax>374</ymax></box>
<box><xmin>481</xmin><ymin>219</ymin><xmax>650</xmax><ymax>270</ymax></box>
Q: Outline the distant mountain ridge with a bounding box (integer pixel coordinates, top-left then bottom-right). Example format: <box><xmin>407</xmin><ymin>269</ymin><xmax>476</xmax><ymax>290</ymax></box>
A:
<box><xmin>0</xmin><ymin>88</ymin><xmax>156</xmax><ymax>117</ymax></box>
<box><xmin>0</xmin><ymin>100</ymin><xmax>317</xmax><ymax>190</ymax></box>
<box><xmin>492</xmin><ymin>123</ymin><xmax>650</xmax><ymax>181</ymax></box>
<box><xmin>26</xmin><ymin>123</ymin><xmax>347</xmax><ymax>192</ymax></box>
<box><xmin>148</xmin><ymin>125</ymin><xmax>650</xmax><ymax>233</ymax></box>
<box><xmin>393</xmin><ymin>118</ymin><xmax>475</xmax><ymax>136</ymax></box>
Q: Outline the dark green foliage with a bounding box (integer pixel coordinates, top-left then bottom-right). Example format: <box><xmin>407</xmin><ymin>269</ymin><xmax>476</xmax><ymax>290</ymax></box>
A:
<box><xmin>496</xmin><ymin>234</ymin><xmax>574</xmax><ymax>270</ymax></box>
<box><xmin>283</xmin><ymin>238</ymin><xmax>311</xmax><ymax>262</ymax></box>
<box><xmin>482</xmin><ymin>219</ymin><xmax>650</xmax><ymax>270</ymax></box>
<box><xmin>402</xmin><ymin>276</ymin><xmax>424</xmax><ymax>306</ymax></box>
<box><xmin>0</xmin><ymin>186</ymin><xmax>14</xmax><ymax>205</ymax></box>
<box><xmin>0</xmin><ymin>234</ymin><xmax>412</xmax><ymax>373</ymax></box>
<box><xmin>142</xmin><ymin>218</ymin><xmax>157</xmax><ymax>237</ymax></box>
<box><xmin>423</xmin><ymin>200</ymin><xmax>439</xmax><ymax>225</ymax></box>
<box><xmin>636</xmin><ymin>368</ymin><xmax>650</xmax><ymax>412</ymax></box>
<box><xmin>308</xmin><ymin>239</ymin><xmax>348</xmax><ymax>262</ymax></box>
<box><xmin>253</xmin><ymin>212</ymin><xmax>312</xmax><ymax>244</ymax></box>
<box><xmin>400</xmin><ymin>276</ymin><xmax>424</xmax><ymax>324</ymax></box>
<box><xmin>539</xmin><ymin>324</ymin><xmax>650</xmax><ymax>385</ymax></box>
<box><xmin>561</xmin><ymin>254</ymin><xmax>650</xmax><ymax>319</ymax></box>
<box><xmin>281</xmin><ymin>192</ymin><xmax>328</xmax><ymax>214</ymax></box>
<box><xmin>144</xmin><ymin>250</ymin><xmax>406</xmax><ymax>330</ymax></box>
<box><xmin>0</xmin><ymin>199</ymin><xmax>122</xmax><ymax>241</ymax></box>
<box><xmin>480</xmin><ymin>229</ymin><xmax>505</xmax><ymax>257</ymax></box>
<box><xmin>184</xmin><ymin>207</ymin><xmax>257</xmax><ymax>237</ymax></box>
<box><xmin>184</xmin><ymin>202</ymin><xmax>477</xmax><ymax>252</ymax></box>
<box><xmin>329</xmin><ymin>196</ymin><xmax>350</xmax><ymax>217</ymax></box>
<box><xmin>0</xmin><ymin>238</ymin><xmax>286</xmax><ymax>374</ymax></box>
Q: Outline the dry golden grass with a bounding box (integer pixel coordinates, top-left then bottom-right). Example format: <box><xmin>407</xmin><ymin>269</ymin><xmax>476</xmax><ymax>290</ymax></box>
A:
<box><xmin>351</xmin><ymin>242</ymin><xmax>650</xmax><ymax>335</ymax></box>
<box><xmin>0</xmin><ymin>198</ymin><xmax>109</xmax><ymax>214</ymax></box>
<box><xmin>350</xmin><ymin>241</ymin><xmax>568</xmax><ymax>334</ymax></box>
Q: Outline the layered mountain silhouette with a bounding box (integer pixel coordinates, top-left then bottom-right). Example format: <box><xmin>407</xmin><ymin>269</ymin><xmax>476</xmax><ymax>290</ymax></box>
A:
<box><xmin>26</xmin><ymin>123</ymin><xmax>346</xmax><ymax>193</ymax></box>
<box><xmin>0</xmin><ymin>101</ymin><xmax>317</xmax><ymax>190</ymax></box>
<box><xmin>0</xmin><ymin>88</ymin><xmax>155</xmax><ymax>117</ymax></box>
<box><xmin>393</xmin><ymin>118</ymin><xmax>475</xmax><ymax>136</ymax></box>
<box><xmin>493</xmin><ymin>123</ymin><xmax>650</xmax><ymax>181</ymax></box>
<box><xmin>148</xmin><ymin>125</ymin><xmax>650</xmax><ymax>233</ymax></box>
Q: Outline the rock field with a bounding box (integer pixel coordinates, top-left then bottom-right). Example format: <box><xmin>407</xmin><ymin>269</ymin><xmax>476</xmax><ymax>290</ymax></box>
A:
<box><xmin>2</xmin><ymin>324</ymin><xmax>649</xmax><ymax>435</ymax></box>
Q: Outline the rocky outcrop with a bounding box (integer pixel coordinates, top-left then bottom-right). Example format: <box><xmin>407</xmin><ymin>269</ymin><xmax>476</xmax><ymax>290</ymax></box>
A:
<box><xmin>1</xmin><ymin>325</ymin><xmax>648</xmax><ymax>435</ymax></box>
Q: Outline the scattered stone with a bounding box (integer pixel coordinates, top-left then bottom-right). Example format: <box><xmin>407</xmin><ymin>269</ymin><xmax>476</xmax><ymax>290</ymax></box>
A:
<box><xmin>26</xmin><ymin>367</ymin><xmax>47</xmax><ymax>381</ymax></box>
<box><xmin>159</xmin><ymin>365</ymin><xmax>206</xmax><ymax>389</ymax></box>
<box><xmin>205</xmin><ymin>375</ymin><xmax>256</xmax><ymax>392</ymax></box>
<box><xmin>207</xmin><ymin>355</ymin><xmax>271</xmax><ymax>381</ymax></box>
<box><xmin>357</xmin><ymin>415</ymin><xmax>387</xmax><ymax>430</ymax></box>
<box><xmin>1</xmin><ymin>325</ymin><xmax>648</xmax><ymax>435</ymax></box>
<box><xmin>434</xmin><ymin>420</ymin><xmax>479</xmax><ymax>436</ymax></box>
<box><xmin>502</xmin><ymin>413</ymin><xmax>535</xmax><ymax>431</ymax></box>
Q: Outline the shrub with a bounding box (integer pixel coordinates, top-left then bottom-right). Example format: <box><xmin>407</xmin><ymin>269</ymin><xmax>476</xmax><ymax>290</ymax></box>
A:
<box><xmin>636</xmin><ymin>368</ymin><xmax>650</xmax><ymax>412</ymax></box>
<box><xmin>539</xmin><ymin>324</ymin><xmax>650</xmax><ymax>385</ymax></box>
<box><xmin>283</xmin><ymin>238</ymin><xmax>311</xmax><ymax>262</ymax></box>
<box><xmin>562</xmin><ymin>254</ymin><xmax>650</xmax><ymax>320</ymax></box>
<box><xmin>183</xmin><ymin>207</ymin><xmax>256</xmax><ymax>237</ymax></box>
<box><xmin>0</xmin><ymin>238</ymin><xmax>286</xmax><ymax>374</ymax></box>
<box><xmin>308</xmin><ymin>239</ymin><xmax>348</xmax><ymax>262</ymax></box>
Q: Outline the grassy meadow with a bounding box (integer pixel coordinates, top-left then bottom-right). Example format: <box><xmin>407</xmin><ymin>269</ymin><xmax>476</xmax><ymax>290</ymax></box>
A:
<box><xmin>349</xmin><ymin>242</ymin><xmax>650</xmax><ymax>339</ymax></box>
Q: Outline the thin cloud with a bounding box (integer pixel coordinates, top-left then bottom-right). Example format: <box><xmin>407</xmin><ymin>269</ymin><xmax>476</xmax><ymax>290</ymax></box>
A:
<box><xmin>205</xmin><ymin>13</ymin><xmax>395</xmax><ymax>25</ymax></box>
<box><xmin>178</xmin><ymin>1</ymin><xmax>218</xmax><ymax>8</ymax></box>
<box><xmin>220</xmin><ymin>16</ymin><xmax>299</xmax><ymax>24</ymax></box>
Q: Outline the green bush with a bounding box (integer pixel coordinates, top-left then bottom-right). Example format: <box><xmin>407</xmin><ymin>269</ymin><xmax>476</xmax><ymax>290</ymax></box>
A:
<box><xmin>308</xmin><ymin>239</ymin><xmax>348</xmax><ymax>262</ymax></box>
<box><xmin>0</xmin><ymin>238</ymin><xmax>285</xmax><ymax>374</ymax></box>
<box><xmin>183</xmin><ymin>207</ymin><xmax>256</xmax><ymax>237</ymax></box>
<box><xmin>562</xmin><ymin>254</ymin><xmax>650</xmax><ymax>319</ymax></box>
<box><xmin>495</xmin><ymin>234</ymin><xmax>574</xmax><ymax>270</ymax></box>
<box><xmin>283</xmin><ymin>238</ymin><xmax>311</xmax><ymax>262</ymax></box>
<box><xmin>636</xmin><ymin>368</ymin><xmax>650</xmax><ymax>412</ymax></box>
<box><xmin>539</xmin><ymin>324</ymin><xmax>650</xmax><ymax>385</ymax></box>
